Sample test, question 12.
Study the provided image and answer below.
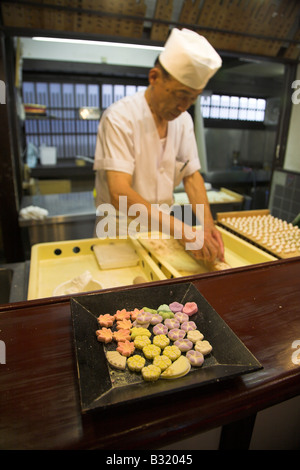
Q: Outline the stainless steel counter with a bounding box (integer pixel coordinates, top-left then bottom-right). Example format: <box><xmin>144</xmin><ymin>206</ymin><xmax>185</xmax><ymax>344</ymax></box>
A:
<box><xmin>20</xmin><ymin>191</ymin><xmax>95</xmax><ymax>220</ymax></box>
<box><xmin>19</xmin><ymin>192</ymin><xmax>96</xmax><ymax>252</ymax></box>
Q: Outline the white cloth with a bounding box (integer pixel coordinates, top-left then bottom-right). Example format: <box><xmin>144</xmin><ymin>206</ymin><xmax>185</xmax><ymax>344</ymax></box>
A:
<box><xmin>19</xmin><ymin>205</ymin><xmax>48</xmax><ymax>220</ymax></box>
<box><xmin>93</xmin><ymin>91</ymin><xmax>200</xmax><ymax>208</ymax></box>
<box><xmin>159</xmin><ymin>28</ymin><xmax>222</xmax><ymax>90</ymax></box>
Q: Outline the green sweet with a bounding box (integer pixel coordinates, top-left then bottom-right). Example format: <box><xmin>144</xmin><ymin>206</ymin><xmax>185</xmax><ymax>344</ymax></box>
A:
<box><xmin>159</xmin><ymin>310</ymin><xmax>174</xmax><ymax>320</ymax></box>
<box><xmin>157</xmin><ymin>304</ymin><xmax>172</xmax><ymax>312</ymax></box>
<box><xmin>143</xmin><ymin>307</ymin><xmax>157</xmax><ymax>314</ymax></box>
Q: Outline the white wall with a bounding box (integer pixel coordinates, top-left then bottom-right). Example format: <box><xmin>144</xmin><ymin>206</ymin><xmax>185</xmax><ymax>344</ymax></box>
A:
<box><xmin>284</xmin><ymin>64</ymin><xmax>300</xmax><ymax>173</ymax></box>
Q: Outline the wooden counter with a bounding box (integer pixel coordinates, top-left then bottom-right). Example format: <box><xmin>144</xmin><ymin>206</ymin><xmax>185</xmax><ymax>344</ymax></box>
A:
<box><xmin>0</xmin><ymin>257</ymin><xmax>299</xmax><ymax>450</ymax></box>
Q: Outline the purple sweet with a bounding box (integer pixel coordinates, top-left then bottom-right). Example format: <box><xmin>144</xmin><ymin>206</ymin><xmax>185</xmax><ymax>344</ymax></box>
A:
<box><xmin>181</xmin><ymin>321</ymin><xmax>197</xmax><ymax>332</ymax></box>
<box><xmin>153</xmin><ymin>323</ymin><xmax>168</xmax><ymax>335</ymax></box>
<box><xmin>169</xmin><ymin>301</ymin><xmax>184</xmax><ymax>313</ymax></box>
<box><xmin>186</xmin><ymin>350</ymin><xmax>204</xmax><ymax>367</ymax></box>
<box><xmin>174</xmin><ymin>338</ymin><xmax>193</xmax><ymax>352</ymax></box>
<box><xmin>164</xmin><ymin>318</ymin><xmax>180</xmax><ymax>330</ymax></box>
<box><xmin>174</xmin><ymin>312</ymin><xmax>189</xmax><ymax>323</ymax></box>
<box><xmin>168</xmin><ymin>328</ymin><xmax>186</xmax><ymax>341</ymax></box>
<box><xmin>150</xmin><ymin>313</ymin><xmax>163</xmax><ymax>325</ymax></box>
<box><xmin>136</xmin><ymin>311</ymin><xmax>153</xmax><ymax>324</ymax></box>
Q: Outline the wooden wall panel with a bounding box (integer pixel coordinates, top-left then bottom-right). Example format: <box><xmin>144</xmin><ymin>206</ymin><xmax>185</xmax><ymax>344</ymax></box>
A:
<box><xmin>1</xmin><ymin>0</ymin><xmax>299</xmax><ymax>59</ymax></box>
<box><xmin>179</xmin><ymin>0</ymin><xmax>201</xmax><ymax>26</ymax></box>
<box><xmin>1</xmin><ymin>0</ymin><xmax>147</xmax><ymax>39</ymax></box>
<box><xmin>196</xmin><ymin>0</ymin><xmax>299</xmax><ymax>58</ymax></box>
<box><xmin>150</xmin><ymin>0</ymin><xmax>173</xmax><ymax>42</ymax></box>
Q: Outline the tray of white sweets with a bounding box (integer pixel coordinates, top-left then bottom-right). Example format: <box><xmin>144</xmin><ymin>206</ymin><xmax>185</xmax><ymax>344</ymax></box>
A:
<box><xmin>217</xmin><ymin>210</ymin><xmax>300</xmax><ymax>259</ymax></box>
<box><xmin>70</xmin><ymin>282</ymin><xmax>262</xmax><ymax>413</ymax></box>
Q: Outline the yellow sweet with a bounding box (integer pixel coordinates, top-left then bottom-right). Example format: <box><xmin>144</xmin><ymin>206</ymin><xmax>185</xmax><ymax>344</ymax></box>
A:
<box><xmin>153</xmin><ymin>354</ymin><xmax>172</xmax><ymax>371</ymax></box>
<box><xmin>134</xmin><ymin>335</ymin><xmax>151</xmax><ymax>350</ymax></box>
<box><xmin>161</xmin><ymin>356</ymin><xmax>191</xmax><ymax>379</ymax></box>
<box><xmin>142</xmin><ymin>344</ymin><xmax>161</xmax><ymax>359</ymax></box>
<box><xmin>141</xmin><ymin>364</ymin><xmax>161</xmax><ymax>382</ymax></box>
<box><xmin>127</xmin><ymin>354</ymin><xmax>146</xmax><ymax>372</ymax></box>
<box><xmin>163</xmin><ymin>345</ymin><xmax>181</xmax><ymax>361</ymax></box>
<box><xmin>152</xmin><ymin>334</ymin><xmax>170</xmax><ymax>349</ymax></box>
<box><xmin>130</xmin><ymin>326</ymin><xmax>151</xmax><ymax>340</ymax></box>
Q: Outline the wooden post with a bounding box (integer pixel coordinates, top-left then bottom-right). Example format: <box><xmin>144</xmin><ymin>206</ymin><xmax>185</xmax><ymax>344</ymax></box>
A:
<box><xmin>0</xmin><ymin>32</ymin><xmax>24</xmax><ymax>262</ymax></box>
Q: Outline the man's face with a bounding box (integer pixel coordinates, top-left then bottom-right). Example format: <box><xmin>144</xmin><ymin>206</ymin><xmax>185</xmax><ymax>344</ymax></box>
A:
<box><xmin>149</xmin><ymin>68</ymin><xmax>203</xmax><ymax>121</ymax></box>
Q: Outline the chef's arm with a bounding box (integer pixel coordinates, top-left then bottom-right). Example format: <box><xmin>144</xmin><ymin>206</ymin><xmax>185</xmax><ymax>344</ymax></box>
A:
<box><xmin>106</xmin><ymin>170</ymin><xmax>191</xmax><ymax>239</ymax></box>
<box><xmin>183</xmin><ymin>171</ymin><xmax>224</xmax><ymax>262</ymax></box>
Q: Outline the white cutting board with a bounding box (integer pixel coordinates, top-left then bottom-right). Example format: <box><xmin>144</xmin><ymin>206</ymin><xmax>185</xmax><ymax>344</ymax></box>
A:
<box><xmin>93</xmin><ymin>241</ymin><xmax>140</xmax><ymax>269</ymax></box>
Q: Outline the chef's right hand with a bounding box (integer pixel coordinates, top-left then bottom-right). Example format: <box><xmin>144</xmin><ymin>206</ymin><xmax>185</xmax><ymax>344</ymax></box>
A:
<box><xmin>180</xmin><ymin>224</ymin><xmax>224</xmax><ymax>264</ymax></box>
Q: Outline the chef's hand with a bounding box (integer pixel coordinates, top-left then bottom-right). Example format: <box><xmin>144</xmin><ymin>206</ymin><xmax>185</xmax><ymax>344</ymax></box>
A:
<box><xmin>180</xmin><ymin>223</ymin><xmax>224</xmax><ymax>264</ymax></box>
<box><xmin>197</xmin><ymin>224</ymin><xmax>224</xmax><ymax>263</ymax></box>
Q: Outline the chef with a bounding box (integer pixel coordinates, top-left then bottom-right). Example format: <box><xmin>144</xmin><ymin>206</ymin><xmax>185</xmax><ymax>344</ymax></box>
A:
<box><xmin>93</xmin><ymin>28</ymin><xmax>224</xmax><ymax>263</ymax></box>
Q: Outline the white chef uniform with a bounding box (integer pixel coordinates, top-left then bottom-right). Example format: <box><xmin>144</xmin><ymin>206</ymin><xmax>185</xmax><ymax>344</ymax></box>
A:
<box><xmin>93</xmin><ymin>90</ymin><xmax>201</xmax><ymax>208</ymax></box>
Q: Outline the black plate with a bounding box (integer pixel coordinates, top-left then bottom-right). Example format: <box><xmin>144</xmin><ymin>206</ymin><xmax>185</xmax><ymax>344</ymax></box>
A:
<box><xmin>70</xmin><ymin>282</ymin><xmax>262</xmax><ymax>413</ymax></box>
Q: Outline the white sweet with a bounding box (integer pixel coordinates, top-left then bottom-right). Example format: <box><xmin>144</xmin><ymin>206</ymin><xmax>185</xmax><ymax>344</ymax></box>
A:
<box><xmin>106</xmin><ymin>351</ymin><xmax>127</xmax><ymax>370</ymax></box>
<box><xmin>195</xmin><ymin>340</ymin><xmax>212</xmax><ymax>355</ymax></box>
<box><xmin>187</xmin><ymin>329</ymin><xmax>204</xmax><ymax>343</ymax></box>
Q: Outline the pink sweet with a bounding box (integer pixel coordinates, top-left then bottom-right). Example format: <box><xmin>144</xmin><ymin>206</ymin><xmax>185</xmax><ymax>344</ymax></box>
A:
<box><xmin>182</xmin><ymin>302</ymin><xmax>198</xmax><ymax>316</ymax></box>
<box><xmin>174</xmin><ymin>312</ymin><xmax>189</xmax><ymax>323</ymax></box>
<box><xmin>169</xmin><ymin>301</ymin><xmax>184</xmax><ymax>313</ymax></box>
<box><xmin>153</xmin><ymin>323</ymin><xmax>168</xmax><ymax>335</ymax></box>
<box><xmin>174</xmin><ymin>338</ymin><xmax>193</xmax><ymax>352</ymax></box>
<box><xmin>164</xmin><ymin>318</ymin><xmax>180</xmax><ymax>330</ymax></box>
<box><xmin>181</xmin><ymin>321</ymin><xmax>197</xmax><ymax>332</ymax></box>
<box><xmin>168</xmin><ymin>328</ymin><xmax>186</xmax><ymax>341</ymax></box>
<box><xmin>186</xmin><ymin>350</ymin><xmax>204</xmax><ymax>367</ymax></box>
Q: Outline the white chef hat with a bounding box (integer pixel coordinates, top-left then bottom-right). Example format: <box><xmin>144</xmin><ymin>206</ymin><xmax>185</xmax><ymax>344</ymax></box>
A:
<box><xmin>159</xmin><ymin>28</ymin><xmax>222</xmax><ymax>90</ymax></box>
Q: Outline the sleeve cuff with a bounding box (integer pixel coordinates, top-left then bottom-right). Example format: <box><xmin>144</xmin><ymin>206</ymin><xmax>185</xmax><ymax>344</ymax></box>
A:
<box><xmin>93</xmin><ymin>158</ymin><xmax>134</xmax><ymax>174</ymax></box>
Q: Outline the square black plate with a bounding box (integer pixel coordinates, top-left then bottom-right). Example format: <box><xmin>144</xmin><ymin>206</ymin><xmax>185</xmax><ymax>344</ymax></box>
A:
<box><xmin>70</xmin><ymin>282</ymin><xmax>262</xmax><ymax>413</ymax></box>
